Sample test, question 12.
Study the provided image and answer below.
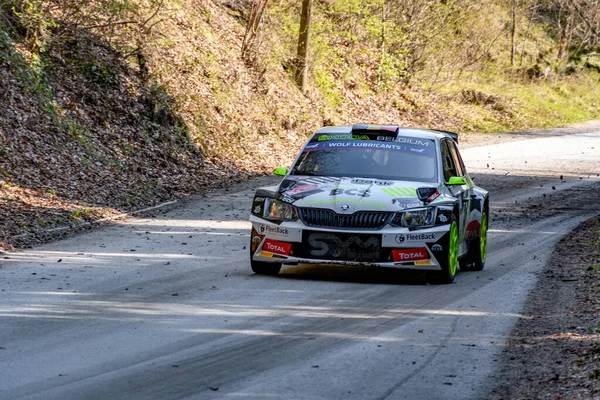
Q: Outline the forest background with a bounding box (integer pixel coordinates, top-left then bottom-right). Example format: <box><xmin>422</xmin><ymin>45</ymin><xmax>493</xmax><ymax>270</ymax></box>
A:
<box><xmin>1</xmin><ymin>0</ymin><xmax>600</xmax><ymax>248</ymax></box>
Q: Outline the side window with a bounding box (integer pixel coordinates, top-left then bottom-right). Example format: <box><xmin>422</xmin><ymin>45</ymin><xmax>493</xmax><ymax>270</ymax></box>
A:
<box><xmin>448</xmin><ymin>141</ymin><xmax>465</xmax><ymax>177</ymax></box>
<box><xmin>441</xmin><ymin>140</ymin><xmax>458</xmax><ymax>182</ymax></box>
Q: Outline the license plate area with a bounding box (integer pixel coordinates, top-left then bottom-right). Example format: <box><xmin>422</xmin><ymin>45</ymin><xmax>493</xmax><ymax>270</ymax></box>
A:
<box><xmin>301</xmin><ymin>231</ymin><xmax>382</xmax><ymax>262</ymax></box>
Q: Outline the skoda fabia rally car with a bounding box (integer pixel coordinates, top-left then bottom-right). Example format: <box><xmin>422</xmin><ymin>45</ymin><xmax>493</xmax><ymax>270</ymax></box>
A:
<box><xmin>249</xmin><ymin>124</ymin><xmax>489</xmax><ymax>283</ymax></box>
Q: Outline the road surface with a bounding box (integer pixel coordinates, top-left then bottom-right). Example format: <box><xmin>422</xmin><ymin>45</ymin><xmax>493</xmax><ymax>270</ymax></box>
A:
<box><xmin>1</xmin><ymin>130</ymin><xmax>599</xmax><ymax>399</ymax></box>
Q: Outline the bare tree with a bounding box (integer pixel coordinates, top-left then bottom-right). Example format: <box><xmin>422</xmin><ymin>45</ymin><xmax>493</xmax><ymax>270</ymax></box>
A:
<box><xmin>241</xmin><ymin>0</ymin><xmax>269</xmax><ymax>59</ymax></box>
<box><xmin>294</xmin><ymin>0</ymin><xmax>312</xmax><ymax>94</ymax></box>
<box><xmin>511</xmin><ymin>0</ymin><xmax>517</xmax><ymax>66</ymax></box>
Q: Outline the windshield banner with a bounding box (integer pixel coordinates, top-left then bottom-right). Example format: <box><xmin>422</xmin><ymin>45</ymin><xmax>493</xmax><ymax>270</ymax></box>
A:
<box><xmin>303</xmin><ymin>140</ymin><xmax>435</xmax><ymax>157</ymax></box>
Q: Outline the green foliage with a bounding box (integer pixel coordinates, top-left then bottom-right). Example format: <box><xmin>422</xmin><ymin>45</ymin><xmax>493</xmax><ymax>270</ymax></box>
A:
<box><xmin>587</xmin><ymin>325</ymin><xmax>600</xmax><ymax>334</ymax></box>
<box><xmin>0</xmin><ymin>0</ymin><xmax>56</xmax><ymax>51</ymax></box>
<box><xmin>268</xmin><ymin>0</ymin><xmax>410</xmax><ymax>105</ymax></box>
<box><xmin>71</xmin><ymin>208</ymin><xmax>91</xmax><ymax>220</ymax></box>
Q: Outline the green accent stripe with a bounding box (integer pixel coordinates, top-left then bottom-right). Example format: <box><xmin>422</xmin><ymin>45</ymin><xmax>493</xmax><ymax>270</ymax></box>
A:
<box><xmin>382</xmin><ymin>187</ymin><xmax>417</xmax><ymax>197</ymax></box>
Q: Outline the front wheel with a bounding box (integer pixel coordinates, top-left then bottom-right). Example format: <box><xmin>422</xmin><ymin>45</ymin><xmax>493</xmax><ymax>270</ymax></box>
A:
<box><xmin>428</xmin><ymin>215</ymin><xmax>459</xmax><ymax>284</ymax></box>
<box><xmin>250</xmin><ymin>239</ymin><xmax>282</xmax><ymax>275</ymax></box>
<box><xmin>250</xmin><ymin>259</ymin><xmax>282</xmax><ymax>275</ymax></box>
<box><xmin>460</xmin><ymin>209</ymin><xmax>488</xmax><ymax>271</ymax></box>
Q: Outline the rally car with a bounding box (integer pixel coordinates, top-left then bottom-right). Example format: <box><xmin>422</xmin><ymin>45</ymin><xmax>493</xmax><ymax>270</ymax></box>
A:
<box><xmin>249</xmin><ymin>124</ymin><xmax>489</xmax><ymax>283</ymax></box>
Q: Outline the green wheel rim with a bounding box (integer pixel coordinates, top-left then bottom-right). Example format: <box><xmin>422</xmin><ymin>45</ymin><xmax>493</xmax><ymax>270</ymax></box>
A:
<box><xmin>448</xmin><ymin>220</ymin><xmax>458</xmax><ymax>276</ymax></box>
<box><xmin>480</xmin><ymin>212</ymin><xmax>488</xmax><ymax>263</ymax></box>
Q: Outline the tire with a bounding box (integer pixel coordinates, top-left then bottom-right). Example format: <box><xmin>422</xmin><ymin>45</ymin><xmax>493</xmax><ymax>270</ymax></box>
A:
<box><xmin>250</xmin><ymin>239</ymin><xmax>282</xmax><ymax>275</ymax></box>
<box><xmin>460</xmin><ymin>208</ymin><xmax>488</xmax><ymax>272</ymax></box>
<box><xmin>428</xmin><ymin>215</ymin><xmax>459</xmax><ymax>284</ymax></box>
<box><xmin>250</xmin><ymin>259</ymin><xmax>282</xmax><ymax>275</ymax></box>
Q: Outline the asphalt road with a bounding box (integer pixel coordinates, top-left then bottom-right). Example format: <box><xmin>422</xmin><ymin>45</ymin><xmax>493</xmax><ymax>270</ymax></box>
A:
<box><xmin>1</xmin><ymin>131</ymin><xmax>599</xmax><ymax>400</ymax></box>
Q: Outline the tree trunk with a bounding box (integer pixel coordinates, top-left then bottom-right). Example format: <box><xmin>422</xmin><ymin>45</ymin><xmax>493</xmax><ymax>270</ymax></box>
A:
<box><xmin>511</xmin><ymin>0</ymin><xmax>517</xmax><ymax>67</ymax></box>
<box><xmin>294</xmin><ymin>0</ymin><xmax>312</xmax><ymax>94</ymax></box>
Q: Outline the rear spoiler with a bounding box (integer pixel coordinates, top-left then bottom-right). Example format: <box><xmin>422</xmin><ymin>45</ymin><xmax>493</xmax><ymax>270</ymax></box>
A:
<box><xmin>430</xmin><ymin>129</ymin><xmax>459</xmax><ymax>143</ymax></box>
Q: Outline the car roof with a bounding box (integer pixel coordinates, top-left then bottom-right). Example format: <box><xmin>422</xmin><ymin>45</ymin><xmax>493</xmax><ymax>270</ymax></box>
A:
<box><xmin>313</xmin><ymin>124</ymin><xmax>458</xmax><ymax>142</ymax></box>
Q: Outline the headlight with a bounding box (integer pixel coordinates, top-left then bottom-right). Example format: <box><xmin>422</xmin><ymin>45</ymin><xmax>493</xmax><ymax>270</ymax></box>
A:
<box><xmin>390</xmin><ymin>207</ymin><xmax>436</xmax><ymax>228</ymax></box>
<box><xmin>264</xmin><ymin>199</ymin><xmax>298</xmax><ymax>221</ymax></box>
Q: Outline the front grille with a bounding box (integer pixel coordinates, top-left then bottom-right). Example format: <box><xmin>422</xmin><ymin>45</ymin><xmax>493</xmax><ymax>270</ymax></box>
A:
<box><xmin>298</xmin><ymin>208</ymin><xmax>393</xmax><ymax>230</ymax></box>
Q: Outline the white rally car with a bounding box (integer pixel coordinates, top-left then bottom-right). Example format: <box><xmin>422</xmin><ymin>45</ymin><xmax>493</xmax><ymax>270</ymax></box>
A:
<box><xmin>249</xmin><ymin>124</ymin><xmax>489</xmax><ymax>283</ymax></box>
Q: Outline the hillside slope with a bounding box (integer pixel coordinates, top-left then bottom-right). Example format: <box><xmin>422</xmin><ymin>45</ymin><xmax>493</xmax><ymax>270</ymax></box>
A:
<box><xmin>1</xmin><ymin>0</ymin><xmax>600</xmax><ymax>249</ymax></box>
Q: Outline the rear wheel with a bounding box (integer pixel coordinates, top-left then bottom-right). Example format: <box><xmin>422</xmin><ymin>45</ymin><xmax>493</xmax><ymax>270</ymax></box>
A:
<box><xmin>460</xmin><ymin>209</ymin><xmax>488</xmax><ymax>271</ymax></box>
<box><xmin>428</xmin><ymin>215</ymin><xmax>459</xmax><ymax>284</ymax></box>
<box><xmin>250</xmin><ymin>239</ymin><xmax>282</xmax><ymax>275</ymax></box>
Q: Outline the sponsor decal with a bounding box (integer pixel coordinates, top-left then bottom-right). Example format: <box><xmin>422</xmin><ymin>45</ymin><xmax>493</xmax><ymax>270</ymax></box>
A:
<box><xmin>406</xmin><ymin>233</ymin><xmax>437</xmax><ymax>241</ymax></box>
<box><xmin>392</xmin><ymin>248</ymin><xmax>429</xmax><ymax>262</ymax></box>
<box><xmin>325</xmin><ymin>141</ymin><xmax>410</xmax><ymax>151</ymax></box>
<box><xmin>259</xmin><ymin>224</ymin><xmax>289</xmax><ymax>236</ymax></box>
<box><xmin>263</xmin><ymin>239</ymin><xmax>292</xmax><ymax>256</ymax></box>
<box><xmin>302</xmin><ymin>140</ymin><xmax>435</xmax><ymax>156</ymax></box>
<box><xmin>438</xmin><ymin>214</ymin><xmax>448</xmax><ymax>223</ymax></box>
<box><xmin>317</xmin><ymin>134</ymin><xmax>370</xmax><ymax>141</ymax></box>
<box><xmin>465</xmin><ymin>220</ymin><xmax>481</xmax><ymax>240</ymax></box>
<box><xmin>382</xmin><ymin>187</ymin><xmax>417</xmax><ymax>198</ymax></box>
<box><xmin>426</xmin><ymin>189</ymin><xmax>441</xmax><ymax>203</ymax></box>
<box><xmin>254</xmin><ymin>197</ymin><xmax>266</xmax><ymax>203</ymax></box>
<box><xmin>279</xmin><ymin>194</ymin><xmax>295</xmax><ymax>204</ymax></box>
<box><xmin>284</xmin><ymin>188</ymin><xmax>325</xmax><ymax>200</ymax></box>
<box><xmin>329</xmin><ymin>188</ymin><xmax>370</xmax><ymax>197</ymax></box>
<box><xmin>298</xmin><ymin>198</ymin><xmax>386</xmax><ymax>208</ymax></box>
<box><xmin>250</xmin><ymin>228</ymin><xmax>264</xmax><ymax>252</ymax></box>
<box><xmin>392</xmin><ymin>199</ymin><xmax>422</xmax><ymax>209</ymax></box>
<box><xmin>253</xmin><ymin>205</ymin><xmax>261</xmax><ymax>214</ymax></box>
<box><xmin>351</xmin><ymin>178</ymin><xmax>393</xmax><ymax>186</ymax></box>
<box><xmin>396</xmin><ymin>138</ymin><xmax>431</xmax><ymax>146</ymax></box>
<box><xmin>259</xmin><ymin>251</ymin><xmax>274</xmax><ymax>258</ymax></box>
<box><xmin>305</xmin><ymin>143</ymin><xmax>320</xmax><ymax>150</ymax></box>
<box><xmin>308</xmin><ymin>233</ymin><xmax>380</xmax><ymax>261</ymax></box>
<box><xmin>414</xmin><ymin>260</ymin><xmax>431</xmax><ymax>266</ymax></box>
<box><xmin>431</xmin><ymin>244</ymin><xmax>442</xmax><ymax>252</ymax></box>
<box><xmin>377</xmin><ymin>135</ymin><xmax>394</xmax><ymax>142</ymax></box>
<box><xmin>287</xmin><ymin>184</ymin><xmax>318</xmax><ymax>195</ymax></box>
<box><xmin>395</xmin><ymin>234</ymin><xmax>405</xmax><ymax>244</ymax></box>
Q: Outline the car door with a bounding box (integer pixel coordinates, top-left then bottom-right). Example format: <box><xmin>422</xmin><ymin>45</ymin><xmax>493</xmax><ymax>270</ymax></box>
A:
<box><xmin>441</xmin><ymin>139</ymin><xmax>471</xmax><ymax>253</ymax></box>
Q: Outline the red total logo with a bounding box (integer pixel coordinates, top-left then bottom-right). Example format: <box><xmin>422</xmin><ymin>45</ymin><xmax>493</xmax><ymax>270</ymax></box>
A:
<box><xmin>392</xmin><ymin>248</ymin><xmax>429</xmax><ymax>262</ymax></box>
<box><xmin>263</xmin><ymin>239</ymin><xmax>292</xmax><ymax>256</ymax></box>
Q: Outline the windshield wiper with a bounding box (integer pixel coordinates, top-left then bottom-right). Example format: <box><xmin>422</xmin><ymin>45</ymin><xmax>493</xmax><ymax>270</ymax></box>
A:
<box><xmin>293</xmin><ymin>171</ymin><xmax>320</xmax><ymax>176</ymax></box>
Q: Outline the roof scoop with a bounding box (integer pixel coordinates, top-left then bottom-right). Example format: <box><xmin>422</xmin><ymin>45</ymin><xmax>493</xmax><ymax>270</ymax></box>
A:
<box><xmin>417</xmin><ymin>187</ymin><xmax>440</xmax><ymax>204</ymax></box>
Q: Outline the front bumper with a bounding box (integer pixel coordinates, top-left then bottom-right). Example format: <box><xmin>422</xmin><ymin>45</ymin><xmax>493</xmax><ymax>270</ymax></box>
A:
<box><xmin>249</xmin><ymin>215</ymin><xmax>450</xmax><ymax>271</ymax></box>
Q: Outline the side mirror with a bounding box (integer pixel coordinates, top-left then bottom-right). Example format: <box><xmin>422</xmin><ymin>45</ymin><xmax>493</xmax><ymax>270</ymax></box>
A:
<box><xmin>273</xmin><ymin>167</ymin><xmax>288</xmax><ymax>176</ymax></box>
<box><xmin>447</xmin><ymin>176</ymin><xmax>467</xmax><ymax>185</ymax></box>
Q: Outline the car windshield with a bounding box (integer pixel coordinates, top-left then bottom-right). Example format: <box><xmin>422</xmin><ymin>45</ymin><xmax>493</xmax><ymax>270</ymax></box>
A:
<box><xmin>290</xmin><ymin>138</ymin><xmax>438</xmax><ymax>183</ymax></box>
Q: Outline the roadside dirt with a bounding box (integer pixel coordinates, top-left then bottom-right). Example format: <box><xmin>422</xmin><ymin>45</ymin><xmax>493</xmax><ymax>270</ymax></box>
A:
<box><xmin>489</xmin><ymin>217</ymin><xmax>600</xmax><ymax>400</ymax></box>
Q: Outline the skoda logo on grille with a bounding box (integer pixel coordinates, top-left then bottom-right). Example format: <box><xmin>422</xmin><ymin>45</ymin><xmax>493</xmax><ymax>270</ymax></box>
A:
<box><xmin>340</xmin><ymin>204</ymin><xmax>350</xmax><ymax>212</ymax></box>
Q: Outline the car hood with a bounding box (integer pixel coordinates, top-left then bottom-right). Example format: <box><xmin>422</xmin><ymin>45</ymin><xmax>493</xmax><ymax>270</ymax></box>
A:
<box><xmin>276</xmin><ymin>176</ymin><xmax>448</xmax><ymax>213</ymax></box>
